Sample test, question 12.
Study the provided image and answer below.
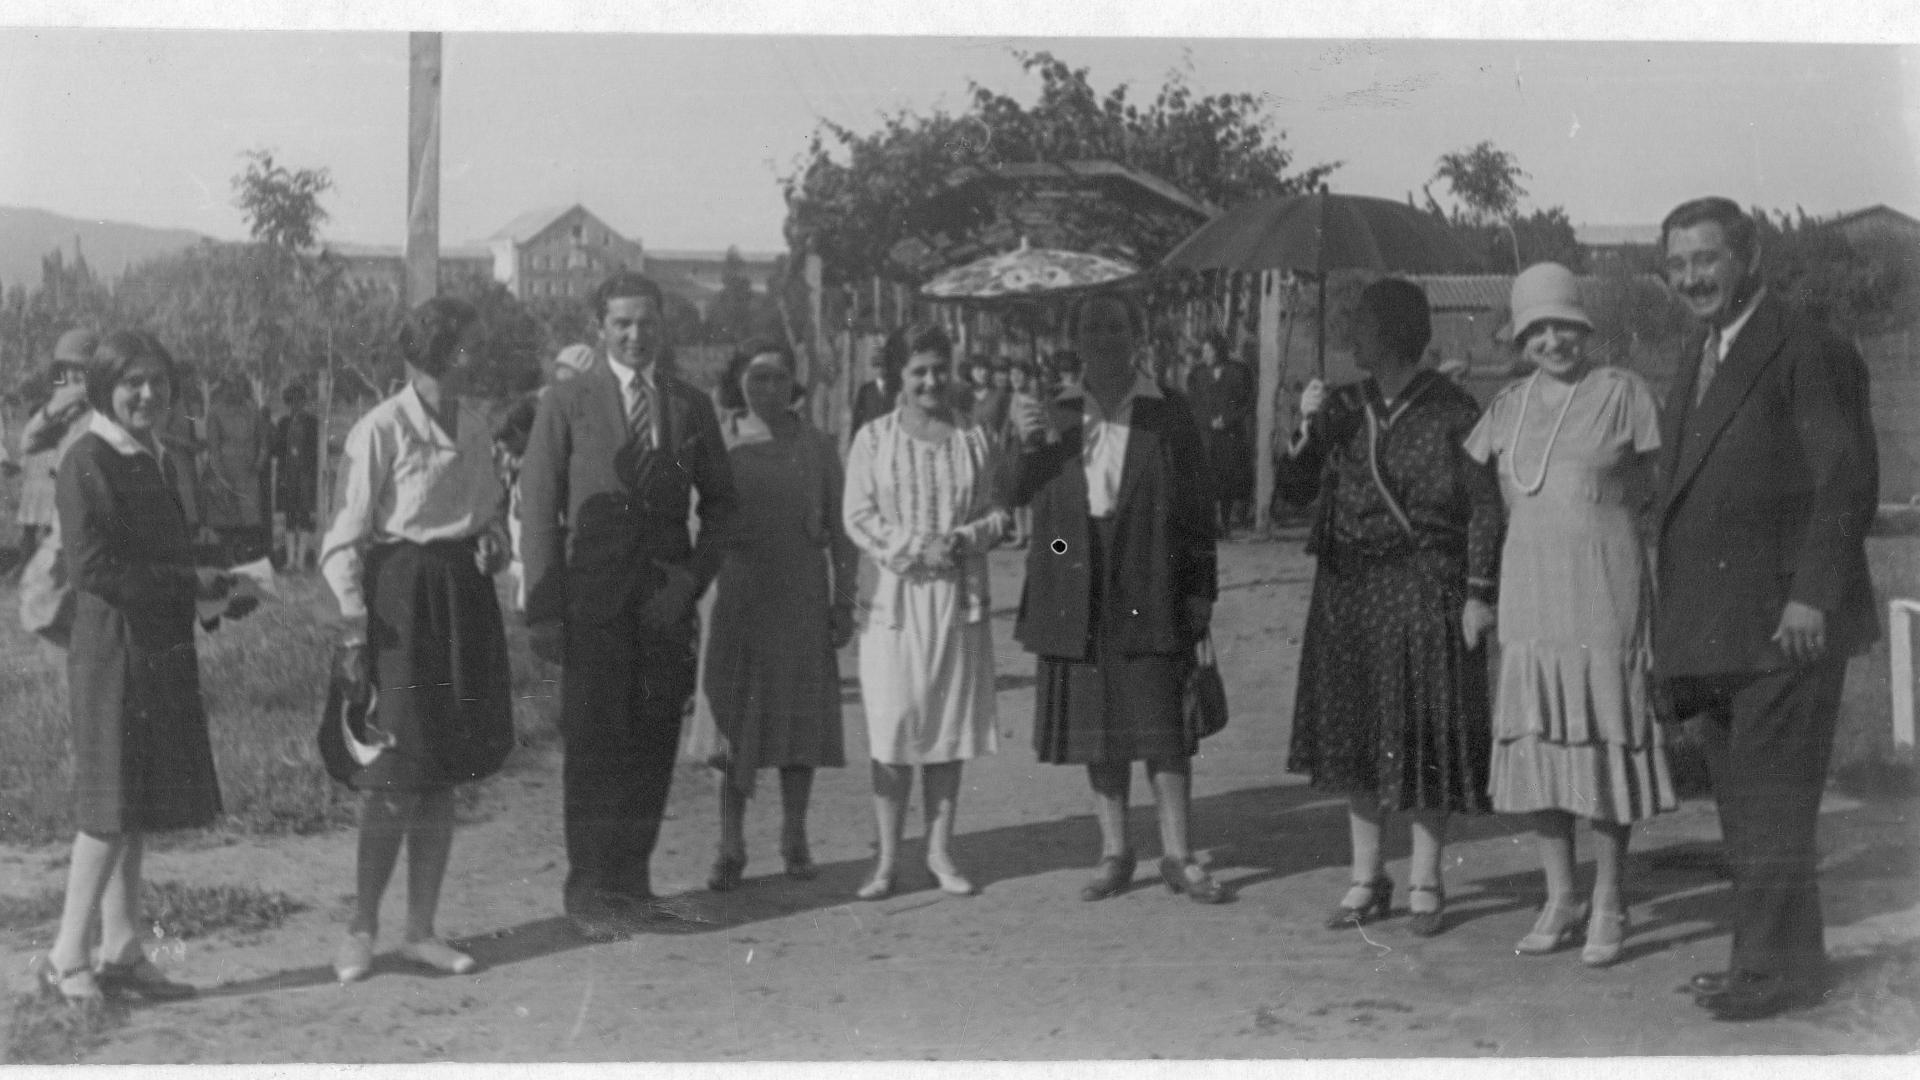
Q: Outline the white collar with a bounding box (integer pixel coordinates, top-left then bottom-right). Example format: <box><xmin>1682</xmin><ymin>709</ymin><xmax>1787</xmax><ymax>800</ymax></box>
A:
<box><xmin>397</xmin><ymin>383</ymin><xmax>469</xmax><ymax>445</ymax></box>
<box><xmin>1715</xmin><ymin>287</ymin><xmax>1766</xmax><ymax>357</ymax></box>
<box><xmin>607</xmin><ymin>355</ymin><xmax>657</xmax><ymax>394</ymax></box>
<box><xmin>88</xmin><ymin>410</ymin><xmax>165</xmax><ymax>462</ymax></box>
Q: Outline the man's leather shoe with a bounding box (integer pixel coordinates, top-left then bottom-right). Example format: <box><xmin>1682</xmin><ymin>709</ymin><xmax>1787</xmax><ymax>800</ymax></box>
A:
<box><xmin>1695</xmin><ymin>971</ymin><xmax>1815</xmax><ymax>1021</ymax></box>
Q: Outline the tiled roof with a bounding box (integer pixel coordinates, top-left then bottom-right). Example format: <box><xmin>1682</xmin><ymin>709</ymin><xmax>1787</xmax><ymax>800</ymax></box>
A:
<box><xmin>488</xmin><ymin>205</ymin><xmax>578</xmax><ymax>244</ymax></box>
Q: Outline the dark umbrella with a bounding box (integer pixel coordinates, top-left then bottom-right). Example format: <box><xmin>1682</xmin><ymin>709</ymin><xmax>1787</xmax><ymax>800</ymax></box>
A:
<box><xmin>1160</xmin><ymin>187</ymin><xmax>1485</xmax><ymax>375</ymax></box>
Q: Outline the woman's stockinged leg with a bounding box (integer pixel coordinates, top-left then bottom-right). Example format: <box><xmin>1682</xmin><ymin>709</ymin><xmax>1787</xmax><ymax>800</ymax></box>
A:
<box><xmin>50</xmin><ymin>830</ymin><xmax>124</xmax><ymax>972</ymax></box>
<box><xmin>921</xmin><ymin>762</ymin><xmax>963</xmax><ymax>870</ymax></box>
<box><xmin>98</xmin><ymin>831</ymin><xmax>146</xmax><ymax>964</ymax></box>
<box><xmin>1087</xmin><ymin>762</ymin><xmax>1132</xmax><ymax>858</ymax></box>
<box><xmin>403</xmin><ymin>789</ymin><xmax>456</xmax><ymax>943</ymax></box>
<box><xmin>1408</xmin><ymin>809</ymin><xmax>1450</xmax><ymax>913</ymax></box>
<box><xmin>1589</xmin><ymin>819</ymin><xmax>1632</xmax><ymax>913</ymax></box>
<box><xmin>352</xmin><ymin>791</ymin><xmax>414</xmax><ymax>937</ymax></box>
<box><xmin>1533</xmin><ymin>809</ymin><xmax>1578</xmax><ymax>905</ymax></box>
<box><xmin>1146</xmin><ymin>755</ymin><xmax>1193</xmax><ymax>862</ymax></box>
<box><xmin>1346</xmin><ymin>793</ymin><xmax>1385</xmax><ymax>884</ymax></box>
<box><xmin>867</xmin><ymin>761</ymin><xmax>911</xmax><ymax>879</ymax></box>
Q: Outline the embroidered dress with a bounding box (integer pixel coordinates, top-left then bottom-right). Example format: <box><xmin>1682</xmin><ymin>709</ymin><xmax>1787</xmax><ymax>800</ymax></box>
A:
<box><xmin>1284</xmin><ymin>371</ymin><xmax>1503</xmax><ymax>812</ymax></box>
<box><xmin>1464</xmin><ymin>366</ymin><xmax>1676</xmax><ymax>822</ymax></box>
<box><xmin>843</xmin><ymin>412</ymin><xmax>1005</xmax><ymax>765</ymax></box>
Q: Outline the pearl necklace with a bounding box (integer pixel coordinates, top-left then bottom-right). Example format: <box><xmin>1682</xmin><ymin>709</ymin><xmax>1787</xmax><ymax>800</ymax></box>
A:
<box><xmin>1506</xmin><ymin>371</ymin><xmax>1581</xmax><ymax>496</ymax></box>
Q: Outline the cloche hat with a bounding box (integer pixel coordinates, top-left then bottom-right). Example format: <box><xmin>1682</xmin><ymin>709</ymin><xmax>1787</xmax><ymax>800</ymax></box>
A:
<box><xmin>1508</xmin><ymin>262</ymin><xmax>1593</xmax><ymax>342</ymax></box>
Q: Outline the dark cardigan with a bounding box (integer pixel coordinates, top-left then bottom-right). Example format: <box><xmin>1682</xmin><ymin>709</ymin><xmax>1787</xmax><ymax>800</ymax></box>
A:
<box><xmin>1012</xmin><ymin>390</ymin><xmax>1219</xmax><ymax>661</ymax></box>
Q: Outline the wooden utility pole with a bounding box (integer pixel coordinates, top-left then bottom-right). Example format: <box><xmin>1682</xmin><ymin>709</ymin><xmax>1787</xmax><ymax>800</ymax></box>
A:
<box><xmin>1255</xmin><ymin>271</ymin><xmax>1283</xmax><ymax>530</ymax></box>
<box><xmin>405</xmin><ymin>32</ymin><xmax>442</xmax><ymax>307</ymax></box>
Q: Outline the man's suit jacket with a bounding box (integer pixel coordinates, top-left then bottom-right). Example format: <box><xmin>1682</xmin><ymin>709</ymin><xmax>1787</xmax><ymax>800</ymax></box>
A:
<box><xmin>518</xmin><ymin>360</ymin><xmax>738</xmax><ymax>628</ymax></box>
<box><xmin>1653</xmin><ymin>293</ymin><xmax>1879</xmax><ymax>677</ymax></box>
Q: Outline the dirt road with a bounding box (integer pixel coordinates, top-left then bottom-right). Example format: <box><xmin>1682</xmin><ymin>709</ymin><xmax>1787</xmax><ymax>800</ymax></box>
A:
<box><xmin>5</xmin><ymin>540</ymin><xmax>1917</xmax><ymax>1061</ymax></box>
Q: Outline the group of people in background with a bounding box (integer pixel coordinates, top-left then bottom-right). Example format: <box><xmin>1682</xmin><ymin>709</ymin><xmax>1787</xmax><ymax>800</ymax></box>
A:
<box><xmin>7</xmin><ymin>347</ymin><xmax>323</xmax><ymax>578</ymax></box>
<box><xmin>21</xmin><ymin>195</ymin><xmax>1877</xmax><ymax>1026</ymax></box>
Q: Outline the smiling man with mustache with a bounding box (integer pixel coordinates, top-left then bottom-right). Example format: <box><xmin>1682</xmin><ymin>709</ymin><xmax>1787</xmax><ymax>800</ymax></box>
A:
<box><xmin>1651</xmin><ymin>196</ymin><xmax>1880</xmax><ymax>1022</ymax></box>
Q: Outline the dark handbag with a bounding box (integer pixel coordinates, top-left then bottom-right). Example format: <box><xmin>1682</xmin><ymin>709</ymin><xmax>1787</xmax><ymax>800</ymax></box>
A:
<box><xmin>317</xmin><ymin>652</ymin><xmax>392</xmax><ymax>788</ymax></box>
<box><xmin>1182</xmin><ymin>632</ymin><xmax>1229</xmax><ymax>755</ymax></box>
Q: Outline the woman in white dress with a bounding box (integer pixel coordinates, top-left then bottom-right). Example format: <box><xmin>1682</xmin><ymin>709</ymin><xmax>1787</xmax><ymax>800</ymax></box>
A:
<box><xmin>1463</xmin><ymin>263</ymin><xmax>1676</xmax><ymax>967</ymax></box>
<box><xmin>843</xmin><ymin>323</ymin><xmax>1008</xmax><ymax>900</ymax></box>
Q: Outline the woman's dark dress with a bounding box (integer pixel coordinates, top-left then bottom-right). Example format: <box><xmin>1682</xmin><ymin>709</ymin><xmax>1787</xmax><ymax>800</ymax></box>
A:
<box><xmin>272</xmin><ymin>409</ymin><xmax>321</xmax><ymax>531</ymax></box>
<box><xmin>58</xmin><ymin>432</ymin><xmax>221</xmax><ymax>835</ymax></box>
<box><xmin>1277</xmin><ymin>370</ymin><xmax>1504</xmax><ymax>812</ymax></box>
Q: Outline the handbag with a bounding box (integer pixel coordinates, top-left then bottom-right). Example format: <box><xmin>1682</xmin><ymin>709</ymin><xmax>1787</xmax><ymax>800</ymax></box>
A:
<box><xmin>18</xmin><ymin>525</ymin><xmax>74</xmax><ymax>646</ymax></box>
<box><xmin>1181</xmin><ymin>632</ymin><xmax>1229</xmax><ymax>755</ymax></box>
<box><xmin>317</xmin><ymin>656</ymin><xmax>393</xmax><ymax>788</ymax></box>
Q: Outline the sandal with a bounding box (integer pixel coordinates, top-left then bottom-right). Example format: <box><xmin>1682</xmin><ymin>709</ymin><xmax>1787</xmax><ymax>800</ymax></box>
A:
<box><xmin>855</xmin><ymin>867</ymin><xmax>897</xmax><ymax>902</ymax></box>
<box><xmin>1079</xmin><ymin>850</ymin><xmax>1137</xmax><ymax>902</ymax></box>
<box><xmin>333</xmin><ymin>930</ymin><xmax>376</xmax><ymax>984</ymax></box>
<box><xmin>1406</xmin><ymin>884</ymin><xmax>1447</xmax><ymax>937</ymax></box>
<box><xmin>29</xmin><ymin>953</ymin><xmax>103</xmax><ymax>1005</ymax></box>
<box><xmin>96</xmin><ymin>953</ymin><xmax>196</xmax><ymax>1001</ymax></box>
<box><xmin>1581</xmin><ymin>907</ymin><xmax>1629</xmax><ymax>968</ymax></box>
<box><xmin>1159</xmin><ymin>856</ymin><xmax>1227</xmax><ymax>905</ymax></box>
<box><xmin>398</xmin><ymin>938</ymin><xmax>477</xmax><ymax>975</ymax></box>
<box><xmin>1324</xmin><ymin>875</ymin><xmax>1393</xmax><ymax>929</ymax></box>
<box><xmin>927</xmin><ymin>857</ymin><xmax>978</xmax><ymax>897</ymax></box>
<box><xmin>1515</xmin><ymin>901</ymin><xmax>1588</xmax><ymax>955</ymax></box>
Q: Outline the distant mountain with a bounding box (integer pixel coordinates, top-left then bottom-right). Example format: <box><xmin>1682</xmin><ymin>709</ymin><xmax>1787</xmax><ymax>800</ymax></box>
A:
<box><xmin>0</xmin><ymin>205</ymin><xmax>209</xmax><ymax>289</ymax></box>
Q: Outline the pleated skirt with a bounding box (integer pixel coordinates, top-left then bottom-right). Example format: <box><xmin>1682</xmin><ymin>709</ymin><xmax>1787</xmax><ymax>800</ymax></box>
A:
<box><xmin>356</xmin><ymin>540</ymin><xmax>515</xmax><ymax>792</ymax></box>
<box><xmin>1033</xmin><ymin>516</ymin><xmax>1191</xmax><ymax>765</ymax></box>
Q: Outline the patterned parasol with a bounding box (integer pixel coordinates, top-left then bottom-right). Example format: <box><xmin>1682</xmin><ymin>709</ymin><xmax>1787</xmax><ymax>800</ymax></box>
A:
<box><xmin>920</xmin><ymin>238</ymin><xmax>1138</xmax><ymax>302</ymax></box>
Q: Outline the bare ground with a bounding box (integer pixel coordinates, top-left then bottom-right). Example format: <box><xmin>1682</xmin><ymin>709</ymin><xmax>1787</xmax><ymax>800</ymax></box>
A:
<box><xmin>4</xmin><ymin>540</ymin><xmax>1917</xmax><ymax>1061</ymax></box>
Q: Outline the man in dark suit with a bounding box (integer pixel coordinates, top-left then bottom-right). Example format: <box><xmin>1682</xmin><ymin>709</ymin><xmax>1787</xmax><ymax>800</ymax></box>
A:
<box><xmin>519</xmin><ymin>272</ymin><xmax>739</xmax><ymax>940</ymax></box>
<box><xmin>1653</xmin><ymin>197</ymin><xmax>1879</xmax><ymax>1020</ymax></box>
<box><xmin>850</xmin><ymin>335</ymin><xmax>895</xmax><ymax>434</ymax></box>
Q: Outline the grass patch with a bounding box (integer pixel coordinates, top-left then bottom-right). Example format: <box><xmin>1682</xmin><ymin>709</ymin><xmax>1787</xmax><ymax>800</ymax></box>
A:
<box><xmin>0</xmin><ymin>571</ymin><xmax>553</xmax><ymax>846</ymax></box>
<box><xmin>0</xmin><ymin>890</ymin><xmax>64</xmax><ymax>936</ymax></box>
<box><xmin>5</xmin><ymin>991</ymin><xmax>128</xmax><ymax>1065</ymax></box>
<box><xmin>143</xmin><ymin>880</ymin><xmax>308</xmax><ymax>941</ymax></box>
<box><xmin>1</xmin><ymin>880</ymin><xmax>306</xmax><ymax>943</ymax></box>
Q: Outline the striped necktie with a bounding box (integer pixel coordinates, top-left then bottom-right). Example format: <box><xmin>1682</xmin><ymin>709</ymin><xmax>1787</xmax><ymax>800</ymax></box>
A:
<box><xmin>1694</xmin><ymin>327</ymin><xmax>1722</xmax><ymax>407</ymax></box>
<box><xmin>627</xmin><ymin>376</ymin><xmax>654</xmax><ymax>449</ymax></box>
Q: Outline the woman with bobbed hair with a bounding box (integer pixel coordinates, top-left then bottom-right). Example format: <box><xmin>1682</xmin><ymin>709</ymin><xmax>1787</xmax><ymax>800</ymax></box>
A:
<box><xmin>1277</xmin><ymin>278</ymin><xmax>1504</xmax><ymax>937</ymax></box>
<box><xmin>320</xmin><ymin>296</ymin><xmax>516</xmax><ymax>983</ymax></box>
<box><xmin>699</xmin><ymin>338</ymin><xmax>858</xmax><ymax>891</ymax></box>
<box><xmin>844</xmin><ymin>322</ymin><xmax>1008</xmax><ymax>899</ymax></box>
<box><xmin>32</xmin><ymin>329</ymin><xmax>240</xmax><ymax>1004</ymax></box>
<box><xmin>1011</xmin><ymin>291</ymin><xmax>1226</xmax><ymax>905</ymax></box>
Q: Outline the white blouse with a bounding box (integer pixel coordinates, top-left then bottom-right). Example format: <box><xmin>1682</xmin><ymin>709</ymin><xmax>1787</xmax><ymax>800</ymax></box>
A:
<box><xmin>320</xmin><ymin>385</ymin><xmax>505</xmax><ymax>620</ymax></box>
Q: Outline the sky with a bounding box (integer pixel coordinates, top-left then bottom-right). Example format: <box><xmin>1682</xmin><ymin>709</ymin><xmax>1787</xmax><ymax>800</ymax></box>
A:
<box><xmin>0</xmin><ymin>24</ymin><xmax>1915</xmax><ymax>255</ymax></box>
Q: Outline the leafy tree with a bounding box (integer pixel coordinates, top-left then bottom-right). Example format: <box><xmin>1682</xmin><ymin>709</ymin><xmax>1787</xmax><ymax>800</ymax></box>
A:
<box><xmin>783</xmin><ymin>50</ymin><xmax>1336</xmax><ymax>288</ymax></box>
<box><xmin>1756</xmin><ymin>207</ymin><xmax>1911</xmax><ymax>340</ymax></box>
<box><xmin>233</xmin><ymin>149</ymin><xmax>334</xmax><ymax>253</ymax></box>
<box><xmin>1430</xmin><ymin>141</ymin><xmax>1530</xmax><ymax>271</ymax></box>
